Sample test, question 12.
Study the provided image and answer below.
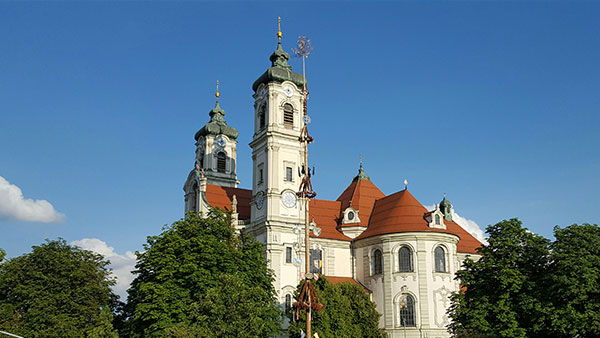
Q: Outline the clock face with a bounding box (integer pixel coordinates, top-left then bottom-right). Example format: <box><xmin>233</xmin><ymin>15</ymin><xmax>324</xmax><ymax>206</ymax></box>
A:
<box><xmin>256</xmin><ymin>195</ymin><xmax>264</xmax><ymax>209</ymax></box>
<box><xmin>282</xmin><ymin>191</ymin><xmax>297</xmax><ymax>208</ymax></box>
<box><xmin>215</xmin><ymin>137</ymin><xmax>226</xmax><ymax>148</ymax></box>
<box><xmin>283</xmin><ymin>85</ymin><xmax>293</xmax><ymax>97</ymax></box>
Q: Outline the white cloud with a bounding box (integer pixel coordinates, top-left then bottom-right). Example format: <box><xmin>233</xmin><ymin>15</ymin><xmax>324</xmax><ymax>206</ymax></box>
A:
<box><xmin>425</xmin><ymin>204</ymin><xmax>487</xmax><ymax>244</ymax></box>
<box><xmin>71</xmin><ymin>238</ymin><xmax>137</xmax><ymax>300</ymax></box>
<box><xmin>0</xmin><ymin>175</ymin><xmax>65</xmax><ymax>223</ymax></box>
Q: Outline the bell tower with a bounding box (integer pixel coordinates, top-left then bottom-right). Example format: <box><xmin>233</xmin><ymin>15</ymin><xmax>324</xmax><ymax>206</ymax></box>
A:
<box><xmin>245</xmin><ymin>19</ymin><xmax>307</xmax><ymax>298</ymax></box>
<box><xmin>183</xmin><ymin>82</ymin><xmax>239</xmax><ymax>213</ymax></box>
<box><xmin>248</xmin><ymin>21</ymin><xmax>306</xmax><ymax>227</ymax></box>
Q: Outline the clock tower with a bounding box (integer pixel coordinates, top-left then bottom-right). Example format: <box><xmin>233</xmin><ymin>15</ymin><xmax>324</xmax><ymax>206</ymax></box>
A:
<box><xmin>183</xmin><ymin>83</ymin><xmax>239</xmax><ymax>213</ymax></box>
<box><xmin>246</xmin><ymin>24</ymin><xmax>307</xmax><ymax>295</ymax></box>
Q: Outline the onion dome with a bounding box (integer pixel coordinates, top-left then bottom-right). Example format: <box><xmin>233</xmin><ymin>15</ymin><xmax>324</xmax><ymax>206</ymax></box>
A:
<box><xmin>252</xmin><ymin>19</ymin><xmax>304</xmax><ymax>92</ymax></box>
<box><xmin>194</xmin><ymin>82</ymin><xmax>239</xmax><ymax>141</ymax></box>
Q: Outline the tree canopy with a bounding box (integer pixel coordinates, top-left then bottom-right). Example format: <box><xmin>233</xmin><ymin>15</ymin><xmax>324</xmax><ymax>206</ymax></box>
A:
<box><xmin>123</xmin><ymin>211</ymin><xmax>282</xmax><ymax>338</ymax></box>
<box><xmin>0</xmin><ymin>248</ymin><xmax>5</xmax><ymax>262</ymax></box>
<box><xmin>548</xmin><ymin>223</ymin><xmax>600</xmax><ymax>336</ymax></box>
<box><xmin>288</xmin><ymin>277</ymin><xmax>387</xmax><ymax>338</ymax></box>
<box><xmin>0</xmin><ymin>239</ymin><xmax>118</xmax><ymax>338</ymax></box>
<box><xmin>448</xmin><ymin>219</ymin><xmax>600</xmax><ymax>338</ymax></box>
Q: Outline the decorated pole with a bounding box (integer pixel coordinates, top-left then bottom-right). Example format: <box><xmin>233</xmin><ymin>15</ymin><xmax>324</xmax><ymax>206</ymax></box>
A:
<box><xmin>292</xmin><ymin>33</ymin><xmax>322</xmax><ymax>338</ymax></box>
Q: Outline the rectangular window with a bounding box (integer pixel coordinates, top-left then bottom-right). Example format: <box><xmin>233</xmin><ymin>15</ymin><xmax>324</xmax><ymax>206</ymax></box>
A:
<box><xmin>283</xmin><ymin>103</ymin><xmax>294</xmax><ymax>128</ymax></box>
<box><xmin>217</xmin><ymin>152</ymin><xmax>226</xmax><ymax>173</ymax></box>
<box><xmin>257</xmin><ymin>164</ymin><xmax>264</xmax><ymax>185</ymax></box>
<box><xmin>286</xmin><ymin>247</ymin><xmax>292</xmax><ymax>263</ymax></box>
<box><xmin>285</xmin><ymin>167</ymin><xmax>293</xmax><ymax>182</ymax></box>
<box><xmin>283</xmin><ymin>111</ymin><xmax>293</xmax><ymax>127</ymax></box>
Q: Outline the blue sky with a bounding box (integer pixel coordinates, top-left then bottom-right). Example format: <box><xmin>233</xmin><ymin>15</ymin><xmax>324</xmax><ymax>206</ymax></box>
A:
<box><xmin>1</xmin><ymin>2</ymin><xmax>599</xmax><ymax>296</ymax></box>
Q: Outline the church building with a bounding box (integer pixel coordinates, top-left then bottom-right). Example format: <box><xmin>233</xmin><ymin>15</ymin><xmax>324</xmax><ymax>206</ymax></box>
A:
<box><xmin>183</xmin><ymin>29</ymin><xmax>482</xmax><ymax>338</ymax></box>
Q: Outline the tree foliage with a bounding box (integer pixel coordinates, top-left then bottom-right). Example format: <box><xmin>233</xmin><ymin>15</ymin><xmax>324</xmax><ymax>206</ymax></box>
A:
<box><xmin>288</xmin><ymin>277</ymin><xmax>387</xmax><ymax>338</ymax></box>
<box><xmin>0</xmin><ymin>239</ymin><xmax>118</xmax><ymax>338</ymax></box>
<box><xmin>0</xmin><ymin>248</ymin><xmax>5</xmax><ymax>262</ymax></box>
<box><xmin>548</xmin><ymin>223</ymin><xmax>600</xmax><ymax>336</ymax></box>
<box><xmin>124</xmin><ymin>211</ymin><xmax>282</xmax><ymax>338</ymax></box>
<box><xmin>449</xmin><ymin>219</ymin><xmax>600</xmax><ymax>338</ymax></box>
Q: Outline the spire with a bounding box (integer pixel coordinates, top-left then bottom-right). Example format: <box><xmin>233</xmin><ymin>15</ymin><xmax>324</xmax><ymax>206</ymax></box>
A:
<box><xmin>353</xmin><ymin>156</ymin><xmax>371</xmax><ymax>182</ymax></box>
<box><xmin>252</xmin><ymin>17</ymin><xmax>304</xmax><ymax>91</ymax></box>
<box><xmin>269</xmin><ymin>17</ymin><xmax>291</xmax><ymax>69</ymax></box>
<box><xmin>277</xmin><ymin>16</ymin><xmax>282</xmax><ymax>42</ymax></box>
<box><xmin>194</xmin><ymin>81</ymin><xmax>239</xmax><ymax>141</ymax></box>
<box><xmin>209</xmin><ymin>80</ymin><xmax>225</xmax><ymax>120</ymax></box>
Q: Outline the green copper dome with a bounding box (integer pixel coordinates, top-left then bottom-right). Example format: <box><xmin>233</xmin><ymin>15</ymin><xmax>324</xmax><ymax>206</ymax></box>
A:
<box><xmin>353</xmin><ymin>163</ymin><xmax>371</xmax><ymax>182</ymax></box>
<box><xmin>252</xmin><ymin>41</ymin><xmax>305</xmax><ymax>92</ymax></box>
<box><xmin>194</xmin><ymin>101</ymin><xmax>239</xmax><ymax>141</ymax></box>
<box><xmin>439</xmin><ymin>195</ymin><xmax>453</xmax><ymax>221</ymax></box>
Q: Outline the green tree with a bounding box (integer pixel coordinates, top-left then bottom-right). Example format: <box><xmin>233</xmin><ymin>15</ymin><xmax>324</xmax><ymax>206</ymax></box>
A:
<box><xmin>288</xmin><ymin>277</ymin><xmax>387</xmax><ymax>338</ymax></box>
<box><xmin>547</xmin><ymin>223</ymin><xmax>600</xmax><ymax>337</ymax></box>
<box><xmin>124</xmin><ymin>211</ymin><xmax>282</xmax><ymax>338</ymax></box>
<box><xmin>0</xmin><ymin>239</ymin><xmax>118</xmax><ymax>338</ymax></box>
<box><xmin>448</xmin><ymin>219</ymin><xmax>551</xmax><ymax>338</ymax></box>
<box><xmin>0</xmin><ymin>248</ymin><xmax>5</xmax><ymax>262</ymax></box>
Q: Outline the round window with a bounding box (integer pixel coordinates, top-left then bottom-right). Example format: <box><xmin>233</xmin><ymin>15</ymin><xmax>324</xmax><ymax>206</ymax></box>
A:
<box><xmin>348</xmin><ymin>211</ymin><xmax>355</xmax><ymax>221</ymax></box>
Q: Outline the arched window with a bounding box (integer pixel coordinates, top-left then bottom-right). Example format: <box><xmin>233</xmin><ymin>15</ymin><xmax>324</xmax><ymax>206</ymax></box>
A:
<box><xmin>435</xmin><ymin>214</ymin><xmax>441</xmax><ymax>225</ymax></box>
<box><xmin>217</xmin><ymin>152</ymin><xmax>226</xmax><ymax>173</ymax></box>
<box><xmin>283</xmin><ymin>103</ymin><xmax>294</xmax><ymax>128</ymax></box>
<box><xmin>398</xmin><ymin>246</ymin><xmax>413</xmax><ymax>272</ymax></box>
<box><xmin>285</xmin><ymin>294</ymin><xmax>292</xmax><ymax>308</ymax></box>
<box><xmin>189</xmin><ymin>182</ymin><xmax>198</xmax><ymax>212</ymax></box>
<box><xmin>259</xmin><ymin>105</ymin><xmax>266</xmax><ymax>129</ymax></box>
<box><xmin>398</xmin><ymin>294</ymin><xmax>416</xmax><ymax>327</ymax></box>
<box><xmin>372</xmin><ymin>249</ymin><xmax>383</xmax><ymax>275</ymax></box>
<box><xmin>435</xmin><ymin>246</ymin><xmax>446</xmax><ymax>272</ymax></box>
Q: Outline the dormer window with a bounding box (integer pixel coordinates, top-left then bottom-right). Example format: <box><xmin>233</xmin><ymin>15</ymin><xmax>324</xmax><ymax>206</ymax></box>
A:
<box><xmin>283</xmin><ymin>103</ymin><xmax>294</xmax><ymax>128</ymax></box>
<box><xmin>342</xmin><ymin>206</ymin><xmax>361</xmax><ymax>225</ymax></box>
<box><xmin>426</xmin><ymin>209</ymin><xmax>446</xmax><ymax>229</ymax></box>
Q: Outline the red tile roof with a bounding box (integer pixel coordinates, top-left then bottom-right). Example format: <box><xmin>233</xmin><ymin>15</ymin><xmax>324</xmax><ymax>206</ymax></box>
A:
<box><xmin>205</xmin><ymin>184</ymin><xmax>252</xmax><ymax>220</ymax></box>
<box><xmin>336</xmin><ymin>179</ymin><xmax>385</xmax><ymax>227</ymax></box>
<box><xmin>355</xmin><ymin>190</ymin><xmax>482</xmax><ymax>254</ymax></box>
<box><xmin>203</xmin><ymin>184</ymin><xmax>482</xmax><ymax>254</ymax></box>
<box><xmin>308</xmin><ymin>199</ymin><xmax>351</xmax><ymax>241</ymax></box>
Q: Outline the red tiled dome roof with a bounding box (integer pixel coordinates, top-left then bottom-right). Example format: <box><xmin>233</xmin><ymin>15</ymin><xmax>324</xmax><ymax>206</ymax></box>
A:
<box><xmin>355</xmin><ymin>189</ymin><xmax>482</xmax><ymax>254</ymax></box>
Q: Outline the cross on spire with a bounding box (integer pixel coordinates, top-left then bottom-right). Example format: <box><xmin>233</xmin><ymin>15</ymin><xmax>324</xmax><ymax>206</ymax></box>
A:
<box><xmin>277</xmin><ymin>17</ymin><xmax>282</xmax><ymax>42</ymax></box>
<box><xmin>215</xmin><ymin>80</ymin><xmax>220</xmax><ymax>103</ymax></box>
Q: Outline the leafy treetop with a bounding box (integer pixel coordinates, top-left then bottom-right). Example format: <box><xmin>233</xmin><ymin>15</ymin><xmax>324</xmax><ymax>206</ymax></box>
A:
<box><xmin>0</xmin><ymin>239</ymin><xmax>118</xmax><ymax>338</ymax></box>
<box><xmin>124</xmin><ymin>210</ymin><xmax>282</xmax><ymax>338</ymax></box>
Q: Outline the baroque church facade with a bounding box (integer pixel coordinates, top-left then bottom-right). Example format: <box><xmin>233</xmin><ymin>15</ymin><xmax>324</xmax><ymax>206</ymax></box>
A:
<box><xmin>183</xmin><ymin>32</ymin><xmax>482</xmax><ymax>338</ymax></box>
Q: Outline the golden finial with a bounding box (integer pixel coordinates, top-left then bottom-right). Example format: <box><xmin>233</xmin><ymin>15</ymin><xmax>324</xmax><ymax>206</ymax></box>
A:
<box><xmin>277</xmin><ymin>17</ymin><xmax>282</xmax><ymax>40</ymax></box>
<box><xmin>215</xmin><ymin>80</ymin><xmax>220</xmax><ymax>100</ymax></box>
<box><xmin>404</xmin><ymin>179</ymin><xmax>408</xmax><ymax>190</ymax></box>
